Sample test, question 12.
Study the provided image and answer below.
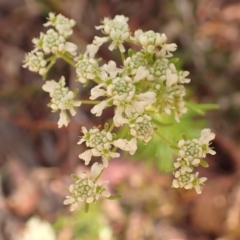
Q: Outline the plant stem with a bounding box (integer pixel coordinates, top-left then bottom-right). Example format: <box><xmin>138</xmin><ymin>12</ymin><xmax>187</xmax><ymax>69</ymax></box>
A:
<box><xmin>154</xmin><ymin>130</ymin><xmax>175</xmax><ymax>147</ymax></box>
<box><xmin>120</xmin><ymin>51</ymin><xmax>125</xmax><ymax>62</ymax></box>
<box><xmin>58</xmin><ymin>53</ymin><xmax>76</xmax><ymax>67</ymax></box>
<box><xmin>108</xmin><ymin>121</ymin><xmax>115</xmax><ymax>132</ymax></box>
<box><xmin>80</xmin><ymin>100</ymin><xmax>101</xmax><ymax>104</ymax></box>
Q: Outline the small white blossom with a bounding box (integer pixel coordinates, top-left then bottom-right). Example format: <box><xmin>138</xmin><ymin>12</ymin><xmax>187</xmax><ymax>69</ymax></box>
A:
<box><xmin>75</xmin><ymin>55</ymin><xmax>100</xmax><ymax>83</ymax></box>
<box><xmin>113</xmin><ymin>138</ymin><xmax>137</xmax><ymax>155</ymax></box>
<box><xmin>90</xmin><ymin>75</ymin><xmax>156</xmax><ymax>126</ymax></box>
<box><xmin>199</xmin><ymin>128</ymin><xmax>216</xmax><ymax>156</ymax></box>
<box><xmin>178</xmin><ymin>139</ymin><xmax>203</xmax><ymax>164</ymax></box>
<box><xmin>94</xmin><ymin>15</ymin><xmax>130</xmax><ymax>52</ymax></box>
<box><xmin>84</xmin><ymin>44</ymin><xmax>100</xmax><ymax>58</ymax></box>
<box><xmin>64</xmin><ymin>163</ymin><xmax>110</xmax><ymax>211</ymax></box>
<box><xmin>160</xmin><ymin>42</ymin><xmax>177</xmax><ymax>57</ymax></box>
<box><xmin>42</xmin><ymin>76</ymin><xmax>81</xmax><ymax>128</ymax></box>
<box><xmin>172</xmin><ymin>171</ymin><xmax>207</xmax><ymax>194</ymax></box>
<box><xmin>123</xmin><ymin>52</ymin><xmax>152</xmax><ymax>80</ymax></box>
<box><xmin>23</xmin><ymin>51</ymin><xmax>47</xmax><ymax>75</ymax></box>
<box><xmin>173</xmin><ymin>158</ymin><xmax>194</xmax><ymax>174</ymax></box>
<box><xmin>172</xmin><ymin>129</ymin><xmax>215</xmax><ymax>193</ymax></box>
<box><xmin>128</xmin><ymin>114</ymin><xmax>154</xmax><ymax>143</ymax></box>
<box><xmin>33</xmin><ymin>29</ymin><xmax>77</xmax><ymax>55</ymax></box>
<box><xmin>154</xmin><ymin>84</ymin><xmax>187</xmax><ymax>122</ymax></box>
<box><xmin>42</xmin><ymin>29</ymin><xmax>66</xmax><ymax>53</ymax></box>
<box><xmin>78</xmin><ymin>127</ymin><xmax>120</xmax><ymax>167</ymax></box>
<box><xmin>131</xmin><ymin>30</ymin><xmax>176</xmax><ymax>55</ymax></box>
<box><xmin>44</xmin><ymin>12</ymin><xmax>76</xmax><ymax>37</ymax></box>
<box><xmin>178</xmin><ymin>71</ymin><xmax>190</xmax><ymax>84</ymax></box>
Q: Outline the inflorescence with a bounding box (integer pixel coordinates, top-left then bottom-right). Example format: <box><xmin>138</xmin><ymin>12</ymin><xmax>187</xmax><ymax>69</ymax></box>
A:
<box><xmin>23</xmin><ymin>13</ymin><xmax>216</xmax><ymax>211</ymax></box>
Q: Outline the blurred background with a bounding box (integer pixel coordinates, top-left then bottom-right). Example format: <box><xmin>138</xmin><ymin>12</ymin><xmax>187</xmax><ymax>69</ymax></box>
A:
<box><xmin>1</xmin><ymin>0</ymin><xmax>240</xmax><ymax>239</ymax></box>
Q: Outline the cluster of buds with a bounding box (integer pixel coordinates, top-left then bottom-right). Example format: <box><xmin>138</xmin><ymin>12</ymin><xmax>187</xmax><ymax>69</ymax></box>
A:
<box><xmin>172</xmin><ymin>129</ymin><xmax>216</xmax><ymax>194</ymax></box>
<box><xmin>42</xmin><ymin>76</ymin><xmax>81</xmax><ymax>127</ymax></box>
<box><xmin>23</xmin><ymin>12</ymin><xmax>77</xmax><ymax>75</ymax></box>
<box><xmin>64</xmin><ymin>163</ymin><xmax>110</xmax><ymax>211</ymax></box>
<box><xmin>23</xmin><ymin>13</ymin><xmax>216</xmax><ymax>211</ymax></box>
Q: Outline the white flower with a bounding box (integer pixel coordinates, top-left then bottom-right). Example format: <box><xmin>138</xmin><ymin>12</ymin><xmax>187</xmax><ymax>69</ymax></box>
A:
<box><xmin>58</xmin><ymin>110</ymin><xmax>69</xmax><ymax>128</ymax></box>
<box><xmin>113</xmin><ymin>138</ymin><xmax>137</xmax><ymax>155</ymax></box>
<box><xmin>64</xmin><ymin>164</ymin><xmax>111</xmax><ymax>211</ymax></box>
<box><xmin>123</xmin><ymin>52</ymin><xmax>150</xmax><ymax>79</ymax></box>
<box><xmin>172</xmin><ymin>171</ymin><xmax>207</xmax><ymax>194</ymax></box>
<box><xmin>199</xmin><ymin>128</ymin><xmax>216</xmax><ymax>156</ymax></box>
<box><xmin>75</xmin><ymin>55</ymin><xmax>100</xmax><ymax>83</ymax></box>
<box><xmin>173</xmin><ymin>158</ymin><xmax>194</xmax><ymax>174</ymax></box>
<box><xmin>131</xmin><ymin>30</ymin><xmax>168</xmax><ymax>54</ymax></box>
<box><xmin>94</xmin><ymin>15</ymin><xmax>130</xmax><ymax>52</ymax></box>
<box><xmin>44</xmin><ymin>12</ymin><xmax>76</xmax><ymax>37</ymax></box>
<box><xmin>91</xmin><ymin>100</ymin><xmax>109</xmax><ymax>117</ymax></box>
<box><xmin>91</xmin><ymin>162</ymin><xmax>104</xmax><ymax>179</ymax></box>
<box><xmin>65</xmin><ymin>42</ymin><xmax>78</xmax><ymax>56</ymax></box>
<box><xmin>42</xmin><ymin>29</ymin><xmax>66</xmax><ymax>53</ymax></box>
<box><xmin>178</xmin><ymin>139</ymin><xmax>203</xmax><ymax>164</ymax></box>
<box><xmin>160</xmin><ymin>43</ymin><xmax>177</xmax><ymax>57</ymax></box>
<box><xmin>102</xmin><ymin>60</ymin><xmax>121</xmax><ymax>78</ymax></box>
<box><xmin>78</xmin><ymin>127</ymin><xmax>120</xmax><ymax>167</ymax></box>
<box><xmin>154</xmin><ymin>84</ymin><xmax>187</xmax><ymax>122</ymax></box>
<box><xmin>23</xmin><ymin>51</ymin><xmax>47</xmax><ymax>75</ymax></box>
<box><xmin>166</xmin><ymin>69</ymin><xmax>178</xmax><ymax>87</ymax></box>
<box><xmin>32</xmin><ymin>29</ymin><xmax>77</xmax><ymax>55</ymax></box>
<box><xmin>90</xmin><ymin>74</ymin><xmax>156</xmax><ymax>126</ymax></box>
<box><xmin>128</xmin><ymin>114</ymin><xmax>153</xmax><ymax>143</ymax></box>
<box><xmin>178</xmin><ymin>71</ymin><xmax>190</xmax><ymax>84</ymax></box>
<box><xmin>84</xmin><ymin>44</ymin><xmax>100</xmax><ymax>58</ymax></box>
<box><xmin>42</xmin><ymin>76</ymin><xmax>81</xmax><ymax>128</ymax></box>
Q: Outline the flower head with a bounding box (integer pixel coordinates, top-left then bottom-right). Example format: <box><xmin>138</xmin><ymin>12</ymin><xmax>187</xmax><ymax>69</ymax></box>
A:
<box><xmin>94</xmin><ymin>15</ymin><xmax>130</xmax><ymax>52</ymax></box>
<box><xmin>44</xmin><ymin>12</ymin><xmax>76</xmax><ymax>37</ymax></box>
<box><xmin>42</xmin><ymin>76</ymin><xmax>81</xmax><ymax>128</ymax></box>
<box><xmin>75</xmin><ymin>55</ymin><xmax>100</xmax><ymax>83</ymax></box>
<box><xmin>64</xmin><ymin>163</ymin><xmax>110</xmax><ymax>211</ymax></box>
<box><xmin>172</xmin><ymin>171</ymin><xmax>207</xmax><ymax>194</ymax></box>
<box><xmin>23</xmin><ymin>51</ymin><xmax>47</xmax><ymax>75</ymax></box>
<box><xmin>78</xmin><ymin>127</ymin><xmax>120</xmax><ymax>167</ymax></box>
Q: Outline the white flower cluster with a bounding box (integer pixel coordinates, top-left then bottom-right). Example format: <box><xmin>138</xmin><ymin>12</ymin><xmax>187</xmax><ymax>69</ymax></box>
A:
<box><xmin>64</xmin><ymin>163</ymin><xmax>110</xmax><ymax>211</ymax></box>
<box><xmin>94</xmin><ymin>15</ymin><xmax>130</xmax><ymax>52</ymax></box>
<box><xmin>23</xmin><ymin>12</ymin><xmax>77</xmax><ymax>75</ymax></box>
<box><xmin>42</xmin><ymin>76</ymin><xmax>81</xmax><ymax>128</ymax></box>
<box><xmin>23</xmin><ymin>13</ymin><xmax>217</xmax><ymax>211</ymax></box>
<box><xmin>172</xmin><ymin>129</ymin><xmax>216</xmax><ymax>194</ymax></box>
<box><xmin>78</xmin><ymin>126</ymin><xmax>137</xmax><ymax>167</ymax></box>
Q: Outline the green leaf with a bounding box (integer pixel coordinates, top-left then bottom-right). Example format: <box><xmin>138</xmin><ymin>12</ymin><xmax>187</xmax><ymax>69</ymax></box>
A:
<box><xmin>107</xmin><ymin>195</ymin><xmax>122</xmax><ymax>200</ymax></box>
<box><xmin>200</xmin><ymin>160</ymin><xmax>209</xmax><ymax>168</ymax></box>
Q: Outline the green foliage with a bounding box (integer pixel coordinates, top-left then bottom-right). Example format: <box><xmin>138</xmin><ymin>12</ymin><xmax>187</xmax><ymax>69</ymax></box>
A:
<box><xmin>135</xmin><ymin>101</ymin><xmax>217</xmax><ymax>171</ymax></box>
<box><xmin>54</xmin><ymin>203</ymin><xmax>111</xmax><ymax>239</ymax></box>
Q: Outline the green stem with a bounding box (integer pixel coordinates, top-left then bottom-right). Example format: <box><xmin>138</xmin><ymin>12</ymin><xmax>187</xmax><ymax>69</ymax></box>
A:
<box><xmin>108</xmin><ymin>121</ymin><xmax>115</xmax><ymax>132</ymax></box>
<box><xmin>120</xmin><ymin>51</ymin><xmax>125</xmax><ymax>62</ymax></box>
<box><xmin>80</xmin><ymin>100</ymin><xmax>101</xmax><ymax>104</ymax></box>
<box><xmin>42</xmin><ymin>56</ymin><xmax>57</xmax><ymax>80</ymax></box>
<box><xmin>94</xmin><ymin>168</ymin><xmax>105</xmax><ymax>182</ymax></box>
<box><xmin>154</xmin><ymin>130</ymin><xmax>175</xmax><ymax>147</ymax></box>
<box><xmin>152</xmin><ymin>117</ymin><xmax>172</xmax><ymax>127</ymax></box>
<box><xmin>57</xmin><ymin>53</ymin><xmax>76</xmax><ymax>67</ymax></box>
